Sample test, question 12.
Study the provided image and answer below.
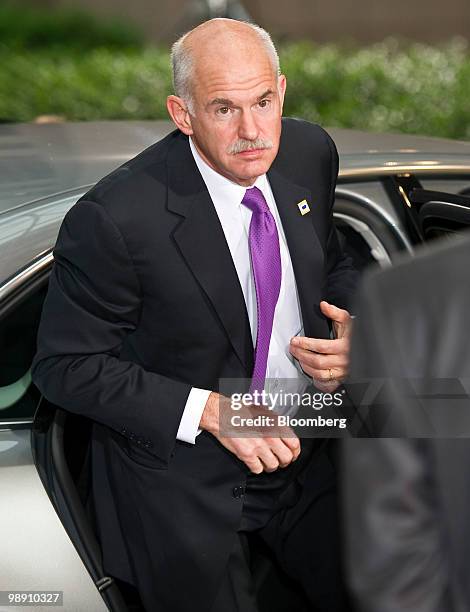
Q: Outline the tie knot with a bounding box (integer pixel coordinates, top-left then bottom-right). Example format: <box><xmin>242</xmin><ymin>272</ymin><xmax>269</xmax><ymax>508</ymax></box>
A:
<box><xmin>242</xmin><ymin>186</ymin><xmax>270</xmax><ymax>215</ymax></box>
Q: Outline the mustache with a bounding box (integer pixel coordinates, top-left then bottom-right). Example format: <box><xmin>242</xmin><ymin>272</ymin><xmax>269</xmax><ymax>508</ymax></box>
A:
<box><xmin>227</xmin><ymin>138</ymin><xmax>274</xmax><ymax>155</ymax></box>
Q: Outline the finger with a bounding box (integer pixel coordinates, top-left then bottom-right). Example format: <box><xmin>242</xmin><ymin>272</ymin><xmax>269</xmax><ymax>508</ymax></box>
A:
<box><xmin>257</xmin><ymin>446</ymin><xmax>280</xmax><ymax>472</ymax></box>
<box><xmin>291</xmin><ymin>349</ymin><xmax>348</xmax><ymax>371</ymax></box>
<box><xmin>302</xmin><ymin>364</ymin><xmax>347</xmax><ymax>381</ymax></box>
<box><xmin>268</xmin><ymin>438</ymin><xmax>295</xmax><ymax>468</ymax></box>
<box><xmin>245</xmin><ymin>456</ymin><xmax>264</xmax><ymax>474</ymax></box>
<box><xmin>333</xmin><ymin>317</ymin><xmax>353</xmax><ymax>340</ymax></box>
<box><xmin>280</xmin><ymin>433</ymin><xmax>300</xmax><ymax>450</ymax></box>
<box><xmin>323</xmin><ymin>301</ymin><xmax>353</xmax><ymax>341</ymax></box>
<box><xmin>295</xmin><ymin>349</ymin><xmax>348</xmax><ymax>370</ymax></box>
<box><xmin>290</xmin><ymin>336</ymin><xmax>346</xmax><ymax>354</ymax></box>
<box><xmin>316</xmin><ymin>367</ymin><xmax>344</xmax><ymax>382</ymax></box>
<box><xmin>281</xmin><ymin>436</ymin><xmax>301</xmax><ymax>460</ymax></box>
<box><xmin>320</xmin><ymin>300</ymin><xmax>351</xmax><ymax>324</ymax></box>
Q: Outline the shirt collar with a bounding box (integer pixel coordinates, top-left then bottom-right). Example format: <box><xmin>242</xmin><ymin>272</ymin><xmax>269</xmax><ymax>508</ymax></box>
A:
<box><xmin>189</xmin><ymin>136</ymin><xmax>268</xmax><ymax>208</ymax></box>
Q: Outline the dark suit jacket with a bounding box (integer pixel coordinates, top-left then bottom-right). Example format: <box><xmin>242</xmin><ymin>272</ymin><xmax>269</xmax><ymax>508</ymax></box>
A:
<box><xmin>32</xmin><ymin>118</ymin><xmax>357</xmax><ymax>611</ymax></box>
<box><xmin>342</xmin><ymin>235</ymin><xmax>470</xmax><ymax>612</ymax></box>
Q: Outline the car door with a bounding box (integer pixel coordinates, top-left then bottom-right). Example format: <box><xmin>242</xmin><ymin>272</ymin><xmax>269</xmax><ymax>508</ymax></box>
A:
<box><xmin>0</xmin><ymin>256</ymin><xmax>108</xmax><ymax>611</ymax></box>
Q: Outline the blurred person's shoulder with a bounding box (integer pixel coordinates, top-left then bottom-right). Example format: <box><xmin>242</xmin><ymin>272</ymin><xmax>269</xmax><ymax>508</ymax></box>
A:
<box><xmin>361</xmin><ymin>234</ymin><xmax>470</xmax><ymax>308</ymax></box>
<box><xmin>351</xmin><ymin>234</ymin><xmax>470</xmax><ymax>380</ymax></box>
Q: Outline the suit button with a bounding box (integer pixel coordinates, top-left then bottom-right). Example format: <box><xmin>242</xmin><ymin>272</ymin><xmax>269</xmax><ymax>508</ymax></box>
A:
<box><xmin>120</xmin><ymin>428</ymin><xmax>127</xmax><ymax>436</ymax></box>
<box><xmin>232</xmin><ymin>486</ymin><xmax>245</xmax><ymax>499</ymax></box>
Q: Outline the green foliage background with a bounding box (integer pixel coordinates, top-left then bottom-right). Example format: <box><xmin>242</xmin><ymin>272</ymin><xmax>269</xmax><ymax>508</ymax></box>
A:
<box><xmin>1</xmin><ymin>3</ymin><xmax>469</xmax><ymax>139</ymax></box>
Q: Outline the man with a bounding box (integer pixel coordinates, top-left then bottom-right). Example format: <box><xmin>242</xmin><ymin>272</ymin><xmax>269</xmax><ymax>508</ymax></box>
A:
<box><xmin>343</xmin><ymin>235</ymin><xmax>470</xmax><ymax>612</ymax></box>
<box><xmin>32</xmin><ymin>18</ymin><xmax>357</xmax><ymax>612</ymax></box>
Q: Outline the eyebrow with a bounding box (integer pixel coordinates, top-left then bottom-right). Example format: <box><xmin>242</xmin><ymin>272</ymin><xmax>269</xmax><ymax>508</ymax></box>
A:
<box><xmin>208</xmin><ymin>89</ymin><xmax>276</xmax><ymax>107</ymax></box>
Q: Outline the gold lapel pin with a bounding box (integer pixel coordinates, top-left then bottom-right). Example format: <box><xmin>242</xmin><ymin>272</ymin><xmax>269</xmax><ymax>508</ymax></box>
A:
<box><xmin>297</xmin><ymin>199</ymin><xmax>310</xmax><ymax>216</ymax></box>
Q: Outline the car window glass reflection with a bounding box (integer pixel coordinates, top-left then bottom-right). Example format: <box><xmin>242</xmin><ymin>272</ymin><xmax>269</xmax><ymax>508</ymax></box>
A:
<box><xmin>0</xmin><ymin>284</ymin><xmax>46</xmax><ymax>419</ymax></box>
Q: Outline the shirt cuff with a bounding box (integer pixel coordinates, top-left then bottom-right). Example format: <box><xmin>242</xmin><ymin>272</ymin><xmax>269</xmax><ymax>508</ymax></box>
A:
<box><xmin>176</xmin><ymin>387</ymin><xmax>212</xmax><ymax>444</ymax></box>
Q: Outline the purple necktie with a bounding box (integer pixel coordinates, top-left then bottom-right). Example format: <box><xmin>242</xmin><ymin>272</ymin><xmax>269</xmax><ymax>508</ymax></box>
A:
<box><xmin>242</xmin><ymin>187</ymin><xmax>282</xmax><ymax>394</ymax></box>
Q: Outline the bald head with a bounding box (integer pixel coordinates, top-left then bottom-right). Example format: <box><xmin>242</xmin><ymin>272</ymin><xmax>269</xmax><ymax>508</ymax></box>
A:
<box><xmin>171</xmin><ymin>19</ymin><xmax>280</xmax><ymax>114</ymax></box>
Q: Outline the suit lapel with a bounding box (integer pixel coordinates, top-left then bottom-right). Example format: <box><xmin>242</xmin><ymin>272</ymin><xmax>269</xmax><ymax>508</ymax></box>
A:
<box><xmin>166</xmin><ymin>135</ymin><xmax>254</xmax><ymax>375</ymax></box>
<box><xmin>267</xmin><ymin>167</ymin><xmax>330</xmax><ymax>340</ymax></box>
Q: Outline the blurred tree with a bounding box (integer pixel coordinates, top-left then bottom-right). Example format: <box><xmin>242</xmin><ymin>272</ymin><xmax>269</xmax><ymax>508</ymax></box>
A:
<box><xmin>11</xmin><ymin>0</ymin><xmax>470</xmax><ymax>44</ymax></box>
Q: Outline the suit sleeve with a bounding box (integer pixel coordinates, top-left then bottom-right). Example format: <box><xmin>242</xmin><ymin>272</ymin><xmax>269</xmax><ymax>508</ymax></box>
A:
<box><xmin>323</xmin><ymin>132</ymin><xmax>359</xmax><ymax>311</ymax></box>
<box><xmin>32</xmin><ymin>199</ymin><xmax>192</xmax><ymax>464</ymax></box>
<box><xmin>342</xmin><ymin>275</ymin><xmax>451</xmax><ymax>612</ymax></box>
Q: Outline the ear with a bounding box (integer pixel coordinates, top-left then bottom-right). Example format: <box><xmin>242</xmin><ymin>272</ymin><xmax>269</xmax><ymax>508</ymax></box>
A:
<box><xmin>277</xmin><ymin>75</ymin><xmax>287</xmax><ymax>113</ymax></box>
<box><xmin>166</xmin><ymin>95</ymin><xmax>193</xmax><ymax>135</ymax></box>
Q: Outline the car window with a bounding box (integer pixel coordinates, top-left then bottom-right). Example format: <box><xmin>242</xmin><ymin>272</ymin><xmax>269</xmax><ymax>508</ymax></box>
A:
<box><xmin>419</xmin><ymin>178</ymin><xmax>470</xmax><ymax>197</ymax></box>
<box><xmin>0</xmin><ymin>283</ymin><xmax>48</xmax><ymax>420</ymax></box>
<box><xmin>408</xmin><ymin>187</ymin><xmax>470</xmax><ymax>242</ymax></box>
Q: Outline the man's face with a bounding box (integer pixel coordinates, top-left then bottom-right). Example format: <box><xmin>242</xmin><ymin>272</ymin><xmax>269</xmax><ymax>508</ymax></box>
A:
<box><xmin>181</xmin><ymin>46</ymin><xmax>286</xmax><ymax>186</ymax></box>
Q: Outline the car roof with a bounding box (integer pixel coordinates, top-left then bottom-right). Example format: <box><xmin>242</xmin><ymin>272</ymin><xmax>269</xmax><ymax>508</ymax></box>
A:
<box><xmin>2</xmin><ymin>120</ymin><xmax>470</xmax><ymax>215</ymax></box>
<box><xmin>329</xmin><ymin>127</ymin><xmax>470</xmax><ymax>179</ymax></box>
<box><xmin>0</xmin><ymin>121</ymin><xmax>172</xmax><ymax>214</ymax></box>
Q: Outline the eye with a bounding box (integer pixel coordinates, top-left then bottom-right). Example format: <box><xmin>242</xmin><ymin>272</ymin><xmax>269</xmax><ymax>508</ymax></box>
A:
<box><xmin>258</xmin><ymin>99</ymin><xmax>270</xmax><ymax>109</ymax></box>
<box><xmin>217</xmin><ymin>106</ymin><xmax>231</xmax><ymax>115</ymax></box>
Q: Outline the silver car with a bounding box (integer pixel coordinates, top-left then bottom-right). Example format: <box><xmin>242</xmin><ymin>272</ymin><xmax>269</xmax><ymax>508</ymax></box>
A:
<box><xmin>1</xmin><ymin>121</ymin><xmax>470</xmax><ymax>611</ymax></box>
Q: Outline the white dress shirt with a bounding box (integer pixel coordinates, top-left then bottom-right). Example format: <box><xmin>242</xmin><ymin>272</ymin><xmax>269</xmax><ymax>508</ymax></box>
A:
<box><xmin>176</xmin><ymin>137</ymin><xmax>309</xmax><ymax>443</ymax></box>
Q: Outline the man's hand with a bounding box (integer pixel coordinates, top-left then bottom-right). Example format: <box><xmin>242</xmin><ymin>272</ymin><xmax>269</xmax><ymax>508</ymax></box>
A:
<box><xmin>289</xmin><ymin>300</ymin><xmax>353</xmax><ymax>391</ymax></box>
<box><xmin>200</xmin><ymin>392</ymin><xmax>301</xmax><ymax>474</ymax></box>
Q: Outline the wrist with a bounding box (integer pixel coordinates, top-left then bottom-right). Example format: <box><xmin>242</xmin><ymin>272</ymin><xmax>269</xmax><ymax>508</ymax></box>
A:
<box><xmin>199</xmin><ymin>391</ymin><xmax>220</xmax><ymax>435</ymax></box>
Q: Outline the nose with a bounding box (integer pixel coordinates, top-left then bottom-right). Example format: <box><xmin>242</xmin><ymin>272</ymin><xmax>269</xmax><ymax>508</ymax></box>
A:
<box><xmin>238</xmin><ymin>109</ymin><xmax>259</xmax><ymax>141</ymax></box>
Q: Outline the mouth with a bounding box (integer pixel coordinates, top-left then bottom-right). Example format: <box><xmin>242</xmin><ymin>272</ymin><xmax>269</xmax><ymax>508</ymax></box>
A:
<box><xmin>236</xmin><ymin>149</ymin><xmax>265</xmax><ymax>158</ymax></box>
